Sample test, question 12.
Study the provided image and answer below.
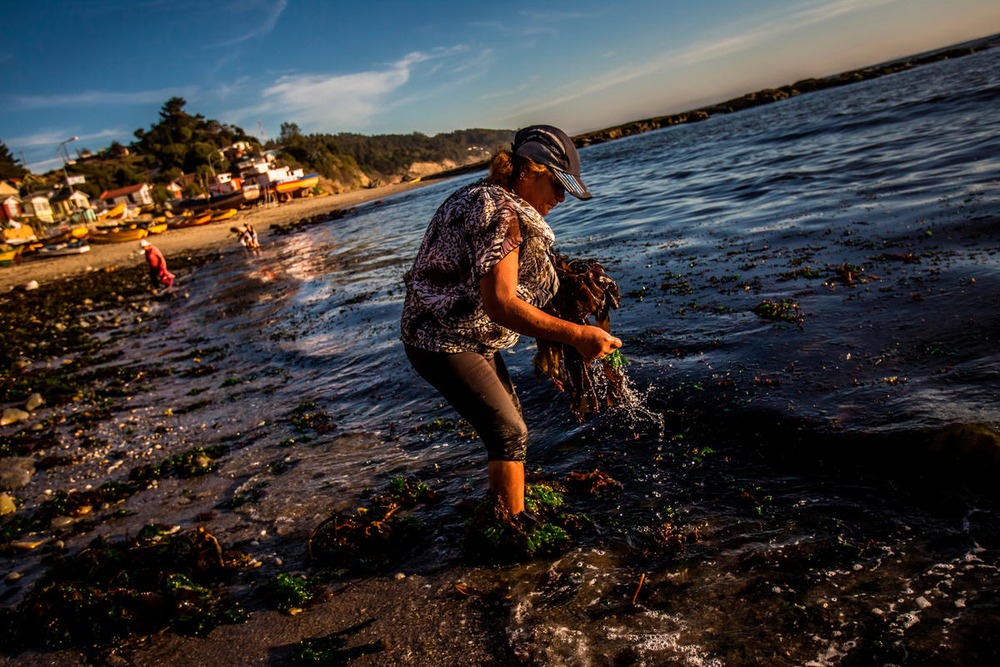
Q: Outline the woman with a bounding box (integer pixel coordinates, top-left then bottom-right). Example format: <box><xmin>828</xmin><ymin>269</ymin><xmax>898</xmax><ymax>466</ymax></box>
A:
<box><xmin>401</xmin><ymin>125</ymin><xmax>621</xmax><ymax>516</ymax></box>
<box><xmin>139</xmin><ymin>239</ymin><xmax>175</xmax><ymax>289</ymax></box>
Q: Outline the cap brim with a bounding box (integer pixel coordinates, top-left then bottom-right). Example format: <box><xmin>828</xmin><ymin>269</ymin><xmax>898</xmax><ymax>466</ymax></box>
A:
<box><xmin>552</xmin><ymin>169</ymin><xmax>592</xmax><ymax>200</ymax></box>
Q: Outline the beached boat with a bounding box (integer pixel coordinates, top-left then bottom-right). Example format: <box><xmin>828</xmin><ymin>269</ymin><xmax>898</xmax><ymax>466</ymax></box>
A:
<box><xmin>89</xmin><ymin>228</ymin><xmax>148</xmax><ymax>244</ymax></box>
<box><xmin>167</xmin><ymin>212</ymin><xmax>198</xmax><ymax>230</ymax></box>
<box><xmin>2</xmin><ymin>223</ymin><xmax>39</xmax><ymax>246</ymax></box>
<box><xmin>104</xmin><ymin>202</ymin><xmax>127</xmax><ymax>219</ymax></box>
<box><xmin>0</xmin><ymin>243</ymin><xmax>23</xmax><ymax>265</ymax></box>
<box><xmin>190</xmin><ymin>212</ymin><xmax>213</xmax><ymax>226</ymax></box>
<box><xmin>143</xmin><ymin>222</ymin><xmax>169</xmax><ymax>234</ymax></box>
<box><xmin>171</xmin><ymin>190</ymin><xmax>245</xmax><ymax>214</ymax></box>
<box><xmin>38</xmin><ymin>240</ymin><xmax>91</xmax><ymax>257</ymax></box>
<box><xmin>41</xmin><ymin>224</ymin><xmax>89</xmax><ymax>245</ymax></box>
<box><xmin>242</xmin><ymin>185</ymin><xmax>260</xmax><ymax>204</ymax></box>
<box><xmin>211</xmin><ymin>208</ymin><xmax>237</xmax><ymax>222</ymax></box>
<box><xmin>275</xmin><ymin>173</ymin><xmax>319</xmax><ymax>201</ymax></box>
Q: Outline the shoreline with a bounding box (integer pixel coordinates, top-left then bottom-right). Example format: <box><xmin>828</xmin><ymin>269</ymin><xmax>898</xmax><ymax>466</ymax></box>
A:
<box><xmin>0</xmin><ymin>179</ymin><xmax>443</xmax><ymax>294</ymax></box>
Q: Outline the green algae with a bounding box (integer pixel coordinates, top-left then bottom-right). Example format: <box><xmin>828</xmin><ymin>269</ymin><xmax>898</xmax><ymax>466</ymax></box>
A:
<box><xmin>309</xmin><ymin>476</ymin><xmax>436</xmax><ymax>574</ymax></box>
<box><xmin>0</xmin><ymin>525</ymin><xmax>254</xmax><ymax>651</ymax></box>
<box><xmin>289</xmin><ymin>402</ymin><xmax>338</xmax><ymax>434</ymax></box>
<box><xmin>265</xmin><ymin>573</ymin><xmax>326</xmax><ymax>614</ymax></box>
<box><xmin>290</xmin><ymin>620</ymin><xmax>385</xmax><ymax>665</ymax></box>
<box><xmin>129</xmin><ymin>445</ymin><xmax>226</xmax><ymax>484</ymax></box>
<box><xmin>753</xmin><ymin>298</ymin><xmax>804</xmax><ymax>326</ymax></box>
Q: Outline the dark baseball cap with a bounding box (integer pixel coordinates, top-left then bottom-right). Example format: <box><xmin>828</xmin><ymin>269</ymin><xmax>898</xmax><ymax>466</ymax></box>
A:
<box><xmin>512</xmin><ymin>125</ymin><xmax>592</xmax><ymax>200</ymax></box>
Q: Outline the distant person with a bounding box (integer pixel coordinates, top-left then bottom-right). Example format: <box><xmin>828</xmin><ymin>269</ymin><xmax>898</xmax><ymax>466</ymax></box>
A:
<box><xmin>139</xmin><ymin>239</ymin><xmax>174</xmax><ymax>289</ymax></box>
<box><xmin>232</xmin><ymin>225</ymin><xmax>261</xmax><ymax>257</ymax></box>
<box><xmin>245</xmin><ymin>223</ymin><xmax>261</xmax><ymax>256</ymax></box>
<box><xmin>400</xmin><ymin>125</ymin><xmax>621</xmax><ymax>518</ymax></box>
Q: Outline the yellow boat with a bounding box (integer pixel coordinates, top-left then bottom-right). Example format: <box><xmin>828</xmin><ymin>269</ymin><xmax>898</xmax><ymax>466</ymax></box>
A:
<box><xmin>275</xmin><ymin>173</ymin><xmax>320</xmax><ymax>201</ymax></box>
<box><xmin>211</xmin><ymin>208</ymin><xmax>237</xmax><ymax>222</ymax></box>
<box><xmin>145</xmin><ymin>222</ymin><xmax>169</xmax><ymax>234</ymax></box>
<box><xmin>190</xmin><ymin>212</ymin><xmax>213</xmax><ymax>226</ymax></box>
<box><xmin>0</xmin><ymin>243</ymin><xmax>23</xmax><ymax>265</ymax></box>
<box><xmin>105</xmin><ymin>202</ymin><xmax>126</xmax><ymax>219</ymax></box>
<box><xmin>89</xmin><ymin>228</ymin><xmax>149</xmax><ymax>244</ymax></box>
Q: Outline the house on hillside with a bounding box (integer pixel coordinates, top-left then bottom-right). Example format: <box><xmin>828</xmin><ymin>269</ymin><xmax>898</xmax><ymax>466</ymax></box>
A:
<box><xmin>1</xmin><ymin>196</ymin><xmax>22</xmax><ymax>222</ymax></box>
<box><xmin>21</xmin><ymin>194</ymin><xmax>54</xmax><ymax>224</ymax></box>
<box><xmin>99</xmin><ymin>183</ymin><xmax>154</xmax><ymax>210</ymax></box>
<box><xmin>50</xmin><ymin>188</ymin><xmax>94</xmax><ymax>222</ymax></box>
<box><xmin>166</xmin><ymin>181</ymin><xmax>184</xmax><ymax>200</ymax></box>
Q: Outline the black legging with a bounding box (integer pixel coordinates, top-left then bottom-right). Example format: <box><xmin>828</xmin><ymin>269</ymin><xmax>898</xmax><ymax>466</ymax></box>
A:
<box><xmin>404</xmin><ymin>344</ymin><xmax>528</xmax><ymax>462</ymax></box>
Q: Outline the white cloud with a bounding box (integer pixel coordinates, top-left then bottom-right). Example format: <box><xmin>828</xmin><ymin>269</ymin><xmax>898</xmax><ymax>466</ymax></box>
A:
<box><xmin>242</xmin><ymin>47</ymin><xmax>469</xmax><ymax>131</ymax></box>
<box><xmin>218</xmin><ymin>0</ymin><xmax>289</xmax><ymax>46</ymax></box>
<box><xmin>13</xmin><ymin>87</ymin><xmax>197</xmax><ymax>110</ymax></box>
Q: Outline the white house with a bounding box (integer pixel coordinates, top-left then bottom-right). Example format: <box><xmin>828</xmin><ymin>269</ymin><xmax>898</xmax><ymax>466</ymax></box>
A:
<box><xmin>21</xmin><ymin>194</ymin><xmax>54</xmax><ymax>224</ymax></box>
<box><xmin>99</xmin><ymin>183</ymin><xmax>154</xmax><ymax>209</ymax></box>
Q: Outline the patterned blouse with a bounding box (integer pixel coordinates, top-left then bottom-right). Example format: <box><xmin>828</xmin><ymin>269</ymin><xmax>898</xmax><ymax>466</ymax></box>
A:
<box><xmin>401</xmin><ymin>179</ymin><xmax>558</xmax><ymax>354</ymax></box>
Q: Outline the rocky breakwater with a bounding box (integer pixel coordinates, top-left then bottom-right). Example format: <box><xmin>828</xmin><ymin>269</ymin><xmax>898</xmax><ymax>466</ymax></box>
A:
<box><xmin>575</xmin><ymin>40</ymin><xmax>993</xmax><ymax>146</ymax></box>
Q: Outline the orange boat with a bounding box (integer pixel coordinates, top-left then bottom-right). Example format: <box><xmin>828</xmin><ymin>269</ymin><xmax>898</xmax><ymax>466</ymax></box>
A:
<box><xmin>88</xmin><ymin>227</ymin><xmax>148</xmax><ymax>244</ymax></box>
<box><xmin>275</xmin><ymin>173</ymin><xmax>319</xmax><ymax>201</ymax></box>
<box><xmin>190</xmin><ymin>212</ymin><xmax>213</xmax><ymax>226</ymax></box>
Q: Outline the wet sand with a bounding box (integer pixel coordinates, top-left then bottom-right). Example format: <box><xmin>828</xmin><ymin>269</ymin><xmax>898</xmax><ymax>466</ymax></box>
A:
<box><xmin>0</xmin><ymin>180</ymin><xmax>440</xmax><ymax>294</ymax></box>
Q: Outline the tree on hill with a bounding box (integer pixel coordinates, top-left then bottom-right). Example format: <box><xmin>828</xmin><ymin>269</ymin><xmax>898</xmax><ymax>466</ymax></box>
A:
<box><xmin>133</xmin><ymin>97</ymin><xmax>259</xmax><ymax>186</ymax></box>
<box><xmin>0</xmin><ymin>140</ymin><xmax>28</xmax><ymax>180</ymax></box>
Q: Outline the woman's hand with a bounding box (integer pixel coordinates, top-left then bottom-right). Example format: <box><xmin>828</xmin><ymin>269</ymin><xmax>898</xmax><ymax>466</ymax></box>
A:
<box><xmin>574</xmin><ymin>326</ymin><xmax>622</xmax><ymax>362</ymax></box>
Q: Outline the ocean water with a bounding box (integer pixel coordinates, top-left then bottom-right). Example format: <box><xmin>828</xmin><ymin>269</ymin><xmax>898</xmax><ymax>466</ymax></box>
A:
<box><xmin>53</xmin><ymin>44</ymin><xmax>1000</xmax><ymax>664</ymax></box>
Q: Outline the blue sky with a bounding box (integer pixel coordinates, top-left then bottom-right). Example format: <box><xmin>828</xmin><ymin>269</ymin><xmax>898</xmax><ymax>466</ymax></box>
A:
<box><xmin>3</xmin><ymin>0</ymin><xmax>997</xmax><ymax>174</ymax></box>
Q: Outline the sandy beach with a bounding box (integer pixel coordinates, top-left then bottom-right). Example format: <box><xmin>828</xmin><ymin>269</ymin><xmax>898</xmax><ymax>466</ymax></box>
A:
<box><xmin>0</xmin><ymin>180</ymin><xmax>440</xmax><ymax>294</ymax></box>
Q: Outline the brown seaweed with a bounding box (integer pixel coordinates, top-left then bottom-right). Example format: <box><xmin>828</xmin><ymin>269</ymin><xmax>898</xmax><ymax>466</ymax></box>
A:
<box><xmin>534</xmin><ymin>254</ymin><xmax>625</xmax><ymax>420</ymax></box>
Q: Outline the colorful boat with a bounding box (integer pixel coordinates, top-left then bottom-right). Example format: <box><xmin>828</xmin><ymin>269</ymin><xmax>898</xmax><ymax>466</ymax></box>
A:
<box><xmin>190</xmin><ymin>212</ymin><xmax>213</xmax><ymax>226</ymax></box>
<box><xmin>211</xmin><ymin>208</ymin><xmax>237</xmax><ymax>222</ymax></box>
<box><xmin>275</xmin><ymin>173</ymin><xmax>319</xmax><ymax>201</ymax></box>
<box><xmin>104</xmin><ymin>202</ymin><xmax>127</xmax><ymax>219</ymax></box>
<box><xmin>144</xmin><ymin>222</ymin><xmax>169</xmax><ymax>234</ymax></box>
<box><xmin>0</xmin><ymin>243</ymin><xmax>23</xmax><ymax>265</ymax></box>
<box><xmin>89</xmin><ymin>227</ymin><xmax>149</xmax><ymax>244</ymax></box>
<box><xmin>41</xmin><ymin>224</ymin><xmax>88</xmax><ymax>245</ymax></box>
<box><xmin>167</xmin><ymin>212</ymin><xmax>198</xmax><ymax>230</ymax></box>
<box><xmin>2</xmin><ymin>223</ymin><xmax>39</xmax><ymax>246</ymax></box>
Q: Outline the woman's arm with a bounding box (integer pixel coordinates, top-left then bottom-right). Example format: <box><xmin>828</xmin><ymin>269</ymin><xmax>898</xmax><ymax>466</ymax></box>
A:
<box><xmin>481</xmin><ymin>248</ymin><xmax>621</xmax><ymax>361</ymax></box>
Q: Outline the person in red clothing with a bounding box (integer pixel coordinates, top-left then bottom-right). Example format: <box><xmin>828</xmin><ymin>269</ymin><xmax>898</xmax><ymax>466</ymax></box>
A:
<box><xmin>139</xmin><ymin>239</ymin><xmax>175</xmax><ymax>289</ymax></box>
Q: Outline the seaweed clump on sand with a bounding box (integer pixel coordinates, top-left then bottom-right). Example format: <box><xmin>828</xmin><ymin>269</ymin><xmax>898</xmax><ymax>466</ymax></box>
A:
<box><xmin>308</xmin><ymin>476</ymin><xmax>438</xmax><ymax>574</ymax></box>
<box><xmin>534</xmin><ymin>253</ymin><xmax>626</xmax><ymax>421</ymax></box>
<box><xmin>464</xmin><ymin>472</ymin><xmax>622</xmax><ymax>562</ymax></box>
<box><xmin>0</xmin><ymin>524</ymin><xmax>256</xmax><ymax>653</ymax></box>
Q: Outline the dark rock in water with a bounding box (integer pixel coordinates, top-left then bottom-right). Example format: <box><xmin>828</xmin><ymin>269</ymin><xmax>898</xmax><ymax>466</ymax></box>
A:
<box><xmin>0</xmin><ymin>456</ymin><xmax>35</xmax><ymax>491</ymax></box>
<box><xmin>928</xmin><ymin>423</ymin><xmax>1000</xmax><ymax>466</ymax></box>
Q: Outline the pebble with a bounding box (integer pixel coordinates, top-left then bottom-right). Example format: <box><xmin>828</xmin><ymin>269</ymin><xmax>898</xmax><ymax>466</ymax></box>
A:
<box><xmin>395</xmin><ymin>572</ymin><xmax>406</xmax><ymax>580</ymax></box>
<box><xmin>5</xmin><ymin>572</ymin><xmax>23</xmax><ymax>583</ymax></box>
<box><xmin>25</xmin><ymin>393</ymin><xmax>45</xmax><ymax>411</ymax></box>
<box><xmin>0</xmin><ymin>493</ymin><xmax>16</xmax><ymax>516</ymax></box>
<box><xmin>0</xmin><ymin>408</ymin><xmax>30</xmax><ymax>427</ymax></box>
<box><xmin>915</xmin><ymin>596</ymin><xmax>932</xmax><ymax>609</ymax></box>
